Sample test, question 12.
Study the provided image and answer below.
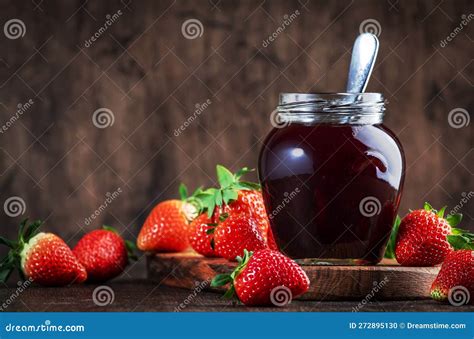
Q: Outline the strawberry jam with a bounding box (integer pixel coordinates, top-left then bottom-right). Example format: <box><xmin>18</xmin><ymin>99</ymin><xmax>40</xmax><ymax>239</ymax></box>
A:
<box><xmin>258</xmin><ymin>93</ymin><xmax>405</xmax><ymax>265</ymax></box>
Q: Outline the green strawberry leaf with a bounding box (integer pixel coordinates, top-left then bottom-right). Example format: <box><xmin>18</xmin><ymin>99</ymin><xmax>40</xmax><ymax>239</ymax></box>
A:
<box><xmin>234</xmin><ymin>181</ymin><xmax>261</xmax><ymax>191</ymax></box>
<box><xmin>191</xmin><ymin>165</ymin><xmax>261</xmax><ymax>227</ymax></box>
<box><xmin>222</xmin><ymin>285</ymin><xmax>236</xmax><ymax>299</ymax></box>
<box><xmin>0</xmin><ymin>219</ymin><xmax>43</xmax><ymax>284</ymax></box>
<box><xmin>451</xmin><ymin>228</ymin><xmax>474</xmax><ymax>239</ymax></box>
<box><xmin>230</xmin><ymin>249</ymin><xmax>252</xmax><ymax>280</ymax></box>
<box><xmin>447</xmin><ymin>234</ymin><xmax>474</xmax><ymax>250</ymax></box>
<box><xmin>0</xmin><ymin>265</ymin><xmax>14</xmax><ymax>283</ymax></box>
<box><xmin>219</xmin><ymin>213</ymin><xmax>229</xmax><ymax>222</ymax></box>
<box><xmin>222</xmin><ymin>188</ymin><xmax>238</xmax><ymax>205</ymax></box>
<box><xmin>191</xmin><ymin>186</ymin><xmax>203</xmax><ymax>198</ymax></box>
<box><xmin>0</xmin><ymin>236</ymin><xmax>16</xmax><ymax>249</ymax></box>
<box><xmin>384</xmin><ymin>215</ymin><xmax>401</xmax><ymax>259</ymax></box>
<box><xmin>195</xmin><ymin>191</ymin><xmax>217</xmax><ymax>218</ymax></box>
<box><xmin>178</xmin><ymin>183</ymin><xmax>188</xmax><ymax>201</ymax></box>
<box><xmin>215</xmin><ymin>190</ymin><xmax>223</xmax><ymax>206</ymax></box>
<box><xmin>216</xmin><ymin>165</ymin><xmax>235</xmax><ymax>188</ymax></box>
<box><xmin>103</xmin><ymin>225</ymin><xmax>119</xmax><ymax>234</ymax></box>
<box><xmin>0</xmin><ymin>254</ymin><xmax>17</xmax><ymax>283</ymax></box>
<box><xmin>211</xmin><ymin>274</ymin><xmax>233</xmax><ymax>287</ymax></box>
<box><xmin>125</xmin><ymin>239</ymin><xmax>138</xmax><ymax>261</ymax></box>
<box><xmin>424</xmin><ymin>202</ymin><xmax>433</xmax><ymax>211</ymax></box>
<box><xmin>446</xmin><ymin>214</ymin><xmax>462</xmax><ymax>227</ymax></box>
<box><xmin>209</xmin><ymin>249</ymin><xmax>253</xmax><ymax>302</ymax></box>
<box><xmin>234</xmin><ymin>167</ymin><xmax>254</xmax><ymax>180</ymax></box>
<box><xmin>437</xmin><ymin>206</ymin><xmax>447</xmax><ymax>218</ymax></box>
<box><xmin>206</xmin><ymin>201</ymin><xmax>216</xmax><ymax>218</ymax></box>
<box><xmin>22</xmin><ymin>220</ymin><xmax>42</xmax><ymax>243</ymax></box>
<box><xmin>18</xmin><ymin>219</ymin><xmax>28</xmax><ymax>243</ymax></box>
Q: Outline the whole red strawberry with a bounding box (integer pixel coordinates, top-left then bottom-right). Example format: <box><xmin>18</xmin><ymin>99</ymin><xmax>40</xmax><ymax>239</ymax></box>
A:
<box><xmin>190</xmin><ymin>165</ymin><xmax>276</xmax><ymax>257</ymax></box>
<box><xmin>431</xmin><ymin>250</ymin><xmax>473</xmax><ymax>304</ymax></box>
<box><xmin>218</xmin><ymin>190</ymin><xmax>278</xmax><ymax>250</ymax></box>
<box><xmin>211</xmin><ymin>249</ymin><xmax>310</xmax><ymax>306</ymax></box>
<box><xmin>0</xmin><ymin>219</ymin><xmax>87</xmax><ymax>286</ymax></box>
<box><xmin>213</xmin><ymin>212</ymin><xmax>268</xmax><ymax>260</ymax></box>
<box><xmin>395</xmin><ymin>203</ymin><xmax>469</xmax><ymax>266</ymax></box>
<box><xmin>73</xmin><ymin>226</ymin><xmax>136</xmax><ymax>282</ymax></box>
<box><xmin>137</xmin><ymin>184</ymin><xmax>199</xmax><ymax>252</ymax></box>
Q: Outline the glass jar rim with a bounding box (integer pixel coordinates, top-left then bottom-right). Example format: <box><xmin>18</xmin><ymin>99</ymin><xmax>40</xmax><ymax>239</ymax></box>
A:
<box><xmin>276</xmin><ymin>92</ymin><xmax>386</xmax><ymax>124</ymax></box>
<box><xmin>279</xmin><ymin>92</ymin><xmax>384</xmax><ymax>105</ymax></box>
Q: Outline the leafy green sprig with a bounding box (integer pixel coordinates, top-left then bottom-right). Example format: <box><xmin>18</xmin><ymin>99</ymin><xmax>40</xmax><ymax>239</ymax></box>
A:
<box><xmin>193</xmin><ymin>165</ymin><xmax>261</xmax><ymax>218</ymax></box>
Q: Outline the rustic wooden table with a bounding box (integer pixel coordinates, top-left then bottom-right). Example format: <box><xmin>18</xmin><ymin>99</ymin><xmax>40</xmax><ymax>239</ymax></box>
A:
<box><xmin>1</xmin><ymin>280</ymin><xmax>471</xmax><ymax>312</ymax></box>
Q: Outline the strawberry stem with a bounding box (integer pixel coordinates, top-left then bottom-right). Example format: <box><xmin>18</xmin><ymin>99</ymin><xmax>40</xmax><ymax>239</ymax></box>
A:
<box><xmin>383</xmin><ymin>215</ymin><xmax>401</xmax><ymax>259</ymax></box>
<box><xmin>194</xmin><ymin>165</ymin><xmax>261</xmax><ymax>218</ymax></box>
<box><xmin>178</xmin><ymin>183</ymin><xmax>188</xmax><ymax>201</ymax></box>
<box><xmin>211</xmin><ymin>249</ymin><xmax>253</xmax><ymax>300</ymax></box>
<box><xmin>0</xmin><ymin>219</ymin><xmax>43</xmax><ymax>283</ymax></box>
<box><xmin>125</xmin><ymin>240</ymin><xmax>138</xmax><ymax>261</ymax></box>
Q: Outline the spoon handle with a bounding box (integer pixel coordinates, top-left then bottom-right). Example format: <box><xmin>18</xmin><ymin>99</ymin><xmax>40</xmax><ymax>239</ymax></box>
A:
<box><xmin>346</xmin><ymin>33</ymin><xmax>379</xmax><ymax>93</ymax></box>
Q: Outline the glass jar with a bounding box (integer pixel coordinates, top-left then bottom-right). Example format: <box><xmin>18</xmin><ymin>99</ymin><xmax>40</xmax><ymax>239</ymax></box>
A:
<box><xmin>258</xmin><ymin>93</ymin><xmax>405</xmax><ymax>265</ymax></box>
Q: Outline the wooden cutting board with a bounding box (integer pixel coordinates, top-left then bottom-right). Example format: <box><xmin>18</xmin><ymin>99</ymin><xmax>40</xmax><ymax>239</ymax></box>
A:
<box><xmin>147</xmin><ymin>252</ymin><xmax>440</xmax><ymax>300</ymax></box>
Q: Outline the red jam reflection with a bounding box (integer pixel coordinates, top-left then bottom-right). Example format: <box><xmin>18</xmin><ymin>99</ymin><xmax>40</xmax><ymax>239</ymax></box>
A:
<box><xmin>258</xmin><ymin>123</ymin><xmax>405</xmax><ymax>265</ymax></box>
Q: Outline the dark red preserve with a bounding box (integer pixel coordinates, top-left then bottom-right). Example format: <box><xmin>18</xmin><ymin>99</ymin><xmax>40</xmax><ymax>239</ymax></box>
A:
<box><xmin>258</xmin><ymin>93</ymin><xmax>405</xmax><ymax>265</ymax></box>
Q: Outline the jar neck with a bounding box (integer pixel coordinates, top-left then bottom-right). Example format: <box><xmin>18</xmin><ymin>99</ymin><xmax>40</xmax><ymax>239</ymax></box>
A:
<box><xmin>277</xmin><ymin>93</ymin><xmax>386</xmax><ymax>125</ymax></box>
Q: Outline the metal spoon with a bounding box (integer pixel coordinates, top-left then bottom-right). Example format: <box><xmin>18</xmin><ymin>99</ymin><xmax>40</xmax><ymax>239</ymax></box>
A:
<box><xmin>346</xmin><ymin>33</ymin><xmax>379</xmax><ymax>93</ymax></box>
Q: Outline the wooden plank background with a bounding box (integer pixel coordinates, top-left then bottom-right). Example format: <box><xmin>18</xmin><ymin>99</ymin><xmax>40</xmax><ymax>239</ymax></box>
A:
<box><xmin>0</xmin><ymin>0</ymin><xmax>472</xmax><ymax>276</ymax></box>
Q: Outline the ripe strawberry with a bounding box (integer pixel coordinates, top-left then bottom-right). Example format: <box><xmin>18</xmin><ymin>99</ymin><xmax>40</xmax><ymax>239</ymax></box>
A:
<box><xmin>191</xmin><ymin>165</ymin><xmax>277</xmax><ymax>256</ymax></box>
<box><xmin>73</xmin><ymin>226</ymin><xmax>136</xmax><ymax>282</ymax></box>
<box><xmin>0</xmin><ymin>219</ymin><xmax>87</xmax><ymax>286</ymax></box>
<box><xmin>137</xmin><ymin>184</ymin><xmax>199</xmax><ymax>252</ymax></box>
<box><xmin>212</xmin><ymin>212</ymin><xmax>268</xmax><ymax>260</ymax></box>
<box><xmin>211</xmin><ymin>249</ymin><xmax>310</xmax><ymax>306</ymax></box>
<box><xmin>218</xmin><ymin>190</ymin><xmax>278</xmax><ymax>250</ymax></box>
<box><xmin>395</xmin><ymin>203</ymin><xmax>471</xmax><ymax>266</ymax></box>
<box><xmin>431</xmin><ymin>250</ymin><xmax>473</xmax><ymax>304</ymax></box>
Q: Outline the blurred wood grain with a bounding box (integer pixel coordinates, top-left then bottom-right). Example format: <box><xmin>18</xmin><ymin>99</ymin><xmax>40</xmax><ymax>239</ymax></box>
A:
<box><xmin>0</xmin><ymin>0</ymin><xmax>472</xmax><ymax>273</ymax></box>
